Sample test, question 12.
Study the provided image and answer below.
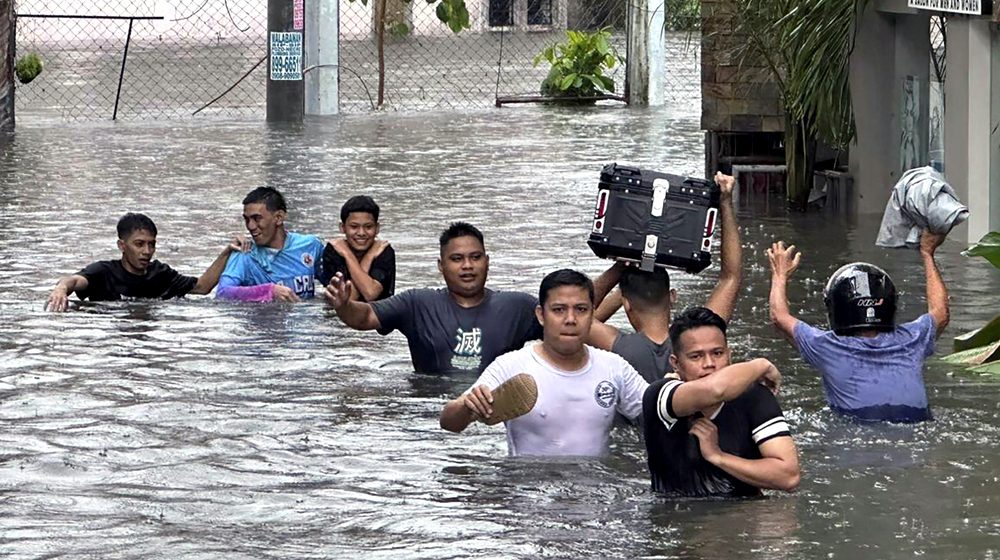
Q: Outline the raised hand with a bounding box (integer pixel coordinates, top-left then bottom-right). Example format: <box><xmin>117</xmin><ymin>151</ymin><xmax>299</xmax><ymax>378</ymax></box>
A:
<box><xmin>767</xmin><ymin>241</ymin><xmax>801</xmax><ymax>280</ymax></box>
<box><xmin>323</xmin><ymin>272</ymin><xmax>353</xmax><ymax>309</ymax></box>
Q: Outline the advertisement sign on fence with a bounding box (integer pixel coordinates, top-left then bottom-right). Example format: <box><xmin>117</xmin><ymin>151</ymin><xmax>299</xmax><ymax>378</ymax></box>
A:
<box><xmin>293</xmin><ymin>0</ymin><xmax>304</xmax><ymax>30</ymax></box>
<box><xmin>907</xmin><ymin>0</ymin><xmax>991</xmax><ymax>15</ymax></box>
<box><xmin>270</xmin><ymin>32</ymin><xmax>302</xmax><ymax>81</ymax></box>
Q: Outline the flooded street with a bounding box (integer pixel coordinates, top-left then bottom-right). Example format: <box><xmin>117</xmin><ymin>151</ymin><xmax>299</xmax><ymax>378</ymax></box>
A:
<box><xmin>2</xmin><ymin>106</ymin><xmax>1000</xmax><ymax>559</ymax></box>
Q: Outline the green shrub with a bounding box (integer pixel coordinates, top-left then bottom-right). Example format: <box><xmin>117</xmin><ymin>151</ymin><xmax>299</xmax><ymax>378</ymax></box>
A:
<box><xmin>533</xmin><ymin>28</ymin><xmax>622</xmax><ymax>99</ymax></box>
<box><xmin>15</xmin><ymin>53</ymin><xmax>43</xmax><ymax>84</ymax></box>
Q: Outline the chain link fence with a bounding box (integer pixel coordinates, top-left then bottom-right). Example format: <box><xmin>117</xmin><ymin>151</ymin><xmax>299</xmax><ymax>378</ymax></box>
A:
<box><xmin>15</xmin><ymin>0</ymin><xmax>266</xmax><ymax>119</ymax></box>
<box><xmin>11</xmin><ymin>0</ymin><xmax>700</xmax><ymax>119</ymax></box>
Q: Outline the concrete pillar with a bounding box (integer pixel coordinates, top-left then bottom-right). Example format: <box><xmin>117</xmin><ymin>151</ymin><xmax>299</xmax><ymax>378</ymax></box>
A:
<box><xmin>849</xmin><ymin>6</ymin><xmax>896</xmax><ymax>212</ymax></box>
<box><xmin>305</xmin><ymin>0</ymin><xmax>339</xmax><ymax>115</ymax></box>
<box><xmin>626</xmin><ymin>0</ymin><xmax>664</xmax><ymax>106</ymax></box>
<box><xmin>944</xmin><ymin>17</ymin><xmax>993</xmax><ymax>242</ymax></box>
<box><xmin>267</xmin><ymin>0</ymin><xmax>305</xmax><ymax>121</ymax></box>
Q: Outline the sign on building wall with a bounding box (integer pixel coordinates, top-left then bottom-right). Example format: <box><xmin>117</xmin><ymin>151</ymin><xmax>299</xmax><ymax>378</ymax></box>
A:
<box><xmin>908</xmin><ymin>0</ymin><xmax>991</xmax><ymax>15</ymax></box>
<box><xmin>270</xmin><ymin>32</ymin><xmax>303</xmax><ymax>81</ymax></box>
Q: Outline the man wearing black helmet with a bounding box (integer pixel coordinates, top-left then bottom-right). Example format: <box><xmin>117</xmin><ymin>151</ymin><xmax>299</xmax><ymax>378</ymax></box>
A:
<box><xmin>767</xmin><ymin>231</ymin><xmax>950</xmax><ymax>422</ymax></box>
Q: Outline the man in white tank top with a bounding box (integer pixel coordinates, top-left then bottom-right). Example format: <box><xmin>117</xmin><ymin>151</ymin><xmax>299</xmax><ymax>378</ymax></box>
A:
<box><xmin>440</xmin><ymin>269</ymin><xmax>649</xmax><ymax>457</ymax></box>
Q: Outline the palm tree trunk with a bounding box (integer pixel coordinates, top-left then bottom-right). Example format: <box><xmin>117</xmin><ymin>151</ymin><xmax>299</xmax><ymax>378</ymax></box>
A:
<box><xmin>785</xmin><ymin>113</ymin><xmax>817</xmax><ymax>210</ymax></box>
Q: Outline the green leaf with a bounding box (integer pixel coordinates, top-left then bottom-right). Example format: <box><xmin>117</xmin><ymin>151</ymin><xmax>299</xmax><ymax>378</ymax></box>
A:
<box><xmin>969</xmin><ymin>361</ymin><xmax>1000</xmax><ymax>375</ymax></box>
<box><xmin>963</xmin><ymin>231</ymin><xmax>1000</xmax><ymax>269</ymax></box>
<box><xmin>954</xmin><ymin>312</ymin><xmax>1000</xmax><ymax>351</ymax></box>
<box><xmin>941</xmin><ymin>340</ymin><xmax>1000</xmax><ymax>365</ymax></box>
<box><xmin>388</xmin><ymin>22</ymin><xmax>409</xmax><ymax>37</ymax></box>
<box><xmin>436</xmin><ymin>1</ymin><xmax>450</xmax><ymax>23</ymax></box>
<box><xmin>598</xmin><ymin>75</ymin><xmax>614</xmax><ymax>91</ymax></box>
<box><xmin>559</xmin><ymin>74</ymin><xmax>577</xmax><ymax>90</ymax></box>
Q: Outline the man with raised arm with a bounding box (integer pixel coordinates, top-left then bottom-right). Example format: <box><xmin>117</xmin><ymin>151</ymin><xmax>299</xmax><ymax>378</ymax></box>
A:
<box><xmin>767</xmin><ymin>230</ymin><xmax>950</xmax><ymax>423</ymax></box>
<box><xmin>643</xmin><ymin>307</ymin><xmax>799</xmax><ymax>497</ymax></box>
<box><xmin>46</xmin><ymin>212</ymin><xmax>245</xmax><ymax>311</ymax></box>
<box><xmin>216</xmin><ymin>187</ymin><xmax>324</xmax><ymax>303</ymax></box>
<box><xmin>439</xmin><ymin>269</ymin><xmax>648</xmax><ymax>456</ymax></box>
<box><xmin>586</xmin><ymin>171</ymin><xmax>742</xmax><ymax>382</ymax></box>
<box><xmin>324</xmin><ymin>222</ymin><xmax>541</xmax><ymax>374</ymax></box>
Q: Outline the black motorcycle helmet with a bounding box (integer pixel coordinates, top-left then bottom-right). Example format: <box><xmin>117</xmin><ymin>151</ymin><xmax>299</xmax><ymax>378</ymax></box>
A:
<box><xmin>823</xmin><ymin>262</ymin><xmax>897</xmax><ymax>335</ymax></box>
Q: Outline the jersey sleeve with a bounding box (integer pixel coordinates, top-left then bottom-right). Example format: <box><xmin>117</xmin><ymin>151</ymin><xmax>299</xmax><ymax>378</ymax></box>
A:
<box><xmin>466</xmin><ymin>352</ymin><xmax>518</xmax><ymax>393</ymax></box>
<box><xmin>745</xmin><ymin>385</ymin><xmax>792</xmax><ymax>447</ymax></box>
<box><xmin>371</xmin><ymin>289</ymin><xmax>414</xmax><ymax>336</ymax></box>
<box><xmin>75</xmin><ymin>261</ymin><xmax>110</xmax><ymax>300</ymax></box>
<box><xmin>899</xmin><ymin>313</ymin><xmax>938</xmax><ymax>358</ymax></box>
<box><xmin>157</xmin><ymin>264</ymin><xmax>198</xmax><ymax>299</ymax></box>
<box><xmin>370</xmin><ymin>246</ymin><xmax>396</xmax><ymax>300</ymax></box>
<box><xmin>651</xmin><ymin>378</ymin><xmax>686</xmax><ymax>430</ymax></box>
<box><xmin>216</xmin><ymin>253</ymin><xmax>275</xmax><ymax>301</ymax></box>
<box><xmin>615</xmin><ymin>360</ymin><xmax>649</xmax><ymax>421</ymax></box>
<box><xmin>792</xmin><ymin>320</ymin><xmax>828</xmax><ymax>368</ymax></box>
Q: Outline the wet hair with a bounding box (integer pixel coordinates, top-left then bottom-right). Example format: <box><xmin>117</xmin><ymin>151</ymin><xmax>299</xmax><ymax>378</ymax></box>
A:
<box><xmin>439</xmin><ymin>221</ymin><xmax>484</xmax><ymax>249</ymax></box>
<box><xmin>116</xmin><ymin>212</ymin><xmax>157</xmax><ymax>240</ymax></box>
<box><xmin>340</xmin><ymin>195</ymin><xmax>380</xmax><ymax>223</ymax></box>
<box><xmin>669</xmin><ymin>306</ymin><xmax>727</xmax><ymax>352</ymax></box>
<box><xmin>620</xmin><ymin>268</ymin><xmax>671</xmax><ymax>309</ymax></box>
<box><xmin>539</xmin><ymin>269</ymin><xmax>595</xmax><ymax>307</ymax></box>
<box><xmin>242</xmin><ymin>187</ymin><xmax>287</xmax><ymax>213</ymax></box>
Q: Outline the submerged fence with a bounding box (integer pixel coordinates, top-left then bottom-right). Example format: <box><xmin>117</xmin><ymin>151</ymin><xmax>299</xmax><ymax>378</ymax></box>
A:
<box><xmin>11</xmin><ymin>0</ymin><xmax>700</xmax><ymax>120</ymax></box>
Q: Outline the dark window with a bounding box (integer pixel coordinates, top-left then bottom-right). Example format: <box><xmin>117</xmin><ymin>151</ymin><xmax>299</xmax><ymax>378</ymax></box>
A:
<box><xmin>527</xmin><ymin>0</ymin><xmax>552</xmax><ymax>25</ymax></box>
<box><xmin>489</xmin><ymin>0</ymin><xmax>513</xmax><ymax>27</ymax></box>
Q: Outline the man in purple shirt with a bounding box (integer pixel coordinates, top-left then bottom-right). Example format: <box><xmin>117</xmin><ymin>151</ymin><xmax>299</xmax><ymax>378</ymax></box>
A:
<box><xmin>767</xmin><ymin>230</ymin><xmax>950</xmax><ymax>422</ymax></box>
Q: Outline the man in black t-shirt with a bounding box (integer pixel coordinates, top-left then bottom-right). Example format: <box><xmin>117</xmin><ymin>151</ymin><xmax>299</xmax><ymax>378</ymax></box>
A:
<box><xmin>324</xmin><ymin>222</ymin><xmax>542</xmax><ymax>374</ymax></box>
<box><xmin>642</xmin><ymin>307</ymin><xmax>800</xmax><ymax>497</ymax></box>
<box><xmin>317</xmin><ymin>195</ymin><xmax>395</xmax><ymax>302</ymax></box>
<box><xmin>587</xmin><ymin>172</ymin><xmax>742</xmax><ymax>383</ymax></box>
<box><xmin>46</xmin><ymin>213</ymin><xmax>247</xmax><ymax>311</ymax></box>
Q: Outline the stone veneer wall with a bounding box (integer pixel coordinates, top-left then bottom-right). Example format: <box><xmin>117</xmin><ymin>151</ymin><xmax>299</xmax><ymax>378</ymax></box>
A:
<box><xmin>700</xmin><ymin>0</ymin><xmax>783</xmax><ymax>133</ymax></box>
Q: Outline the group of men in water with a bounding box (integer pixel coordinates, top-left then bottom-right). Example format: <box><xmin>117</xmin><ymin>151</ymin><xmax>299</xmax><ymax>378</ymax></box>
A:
<box><xmin>46</xmin><ymin>173</ymin><xmax>952</xmax><ymax>498</ymax></box>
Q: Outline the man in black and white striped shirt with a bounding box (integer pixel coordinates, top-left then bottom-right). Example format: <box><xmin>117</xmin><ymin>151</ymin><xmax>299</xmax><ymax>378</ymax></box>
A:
<box><xmin>642</xmin><ymin>307</ymin><xmax>800</xmax><ymax>497</ymax></box>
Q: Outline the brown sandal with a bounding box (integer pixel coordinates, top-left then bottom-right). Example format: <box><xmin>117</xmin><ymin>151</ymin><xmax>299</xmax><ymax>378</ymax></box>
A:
<box><xmin>483</xmin><ymin>373</ymin><xmax>538</xmax><ymax>426</ymax></box>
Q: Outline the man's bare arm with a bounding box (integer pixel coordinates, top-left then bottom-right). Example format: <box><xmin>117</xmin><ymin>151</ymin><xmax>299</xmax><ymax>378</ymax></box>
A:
<box><xmin>690</xmin><ymin>421</ymin><xmax>800</xmax><ymax>492</ymax></box>
<box><xmin>767</xmin><ymin>241</ymin><xmax>801</xmax><ymax>344</ymax></box>
<box><xmin>46</xmin><ymin>275</ymin><xmax>89</xmax><ymax>312</ymax></box>
<box><xmin>594</xmin><ymin>289</ymin><xmax>622</xmax><ymax>322</ymax></box>
<box><xmin>190</xmin><ymin>238</ymin><xmax>246</xmax><ymax>295</ymax></box>
<box><xmin>593</xmin><ymin>261</ymin><xmax>624</xmax><ymax>307</ymax></box>
<box><xmin>920</xmin><ymin>230</ymin><xmax>949</xmax><ymax>337</ymax></box>
<box><xmin>670</xmin><ymin>358</ymin><xmax>781</xmax><ymax>418</ymax></box>
<box><xmin>324</xmin><ymin>273</ymin><xmax>381</xmax><ymax>330</ymax></box>
<box><xmin>440</xmin><ymin>385</ymin><xmax>493</xmax><ymax>432</ymax></box>
<box><xmin>704</xmin><ymin>172</ymin><xmax>742</xmax><ymax>322</ymax></box>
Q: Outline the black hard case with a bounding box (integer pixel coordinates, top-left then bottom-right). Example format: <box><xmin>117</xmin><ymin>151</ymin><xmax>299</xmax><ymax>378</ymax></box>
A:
<box><xmin>587</xmin><ymin>163</ymin><xmax>721</xmax><ymax>273</ymax></box>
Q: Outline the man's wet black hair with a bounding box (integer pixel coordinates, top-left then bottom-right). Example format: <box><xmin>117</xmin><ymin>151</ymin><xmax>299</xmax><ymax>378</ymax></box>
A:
<box><xmin>340</xmin><ymin>195</ymin><xmax>380</xmax><ymax>223</ymax></box>
<box><xmin>242</xmin><ymin>187</ymin><xmax>287</xmax><ymax>213</ymax></box>
<box><xmin>669</xmin><ymin>306</ymin><xmax>728</xmax><ymax>352</ymax></box>
<box><xmin>620</xmin><ymin>268</ymin><xmax>671</xmax><ymax>309</ymax></box>
<box><xmin>117</xmin><ymin>213</ymin><xmax>157</xmax><ymax>240</ymax></box>
<box><xmin>439</xmin><ymin>221</ymin><xmax>484</xmax><ymax>249</ymax></box>
<box><xmin>539</xmin><ymin>269</ymin><xmax>595</xmax><ymax>307</ymax></box>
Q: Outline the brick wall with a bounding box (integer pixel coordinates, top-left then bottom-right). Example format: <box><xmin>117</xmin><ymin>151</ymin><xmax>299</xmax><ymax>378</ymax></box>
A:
<box><xmin>700</xmin><ymin>0</ymin><xmax>783</xmax><ymax>133</ymax></box>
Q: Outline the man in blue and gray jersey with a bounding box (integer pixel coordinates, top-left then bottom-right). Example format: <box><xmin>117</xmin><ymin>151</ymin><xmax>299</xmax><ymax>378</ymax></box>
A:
<box><xmin>217</xmin><ymin>187</ymin><xmax>324</xmax><ymax>302</ymax></box>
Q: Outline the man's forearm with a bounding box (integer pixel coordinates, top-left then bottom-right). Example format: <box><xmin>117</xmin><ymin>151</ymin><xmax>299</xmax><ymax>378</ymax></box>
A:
<box><xmin>342</xmin><ymin>252</ymin><xmax>383</xmax><ymax>302</ymax></box>
<box><xmin>704</xmin><ymin>195</ymin><xmax>742</xmax><ymax>321</ymax></box>
<box><xmin>593</xmin><ymin>262</ymin><xmax>624</xmax><ymax>307</ymax></box>
<box><xmin>336</xmin><ymin>299</ymin><xmax>380</xmax><ymax>330</ymax></box>
<box><xmin>191</xmin><ymin>248</ymin><xmax>234</xmax><ymax>295</ymax></box>
<box><xmin>709</xmin><ymin>451</ymin><xmax>800</xmax><ymax>492</ymax></box>
<box><xmin>216</xmin><ymin>283</ymin><xmax>275</xmax><ymax>302</ymax></box>
<box><xmin>440</xmin><ymin>398</ymin><xmax>477</xmax><ymax>432</ymax></box>
<box><xmin>674</xmin><ymin>358</ymin><xmax>773</xmax><ymax>417</ymax></box>
<box><xmin>923</xmin><ymin>251</ymin><xmax>950</xmax><ymax>335</ymax></box>
<box><xmin>769</xmin><ymin>275</ymin><xmax>798</xmax><ymax>342</ymax></box>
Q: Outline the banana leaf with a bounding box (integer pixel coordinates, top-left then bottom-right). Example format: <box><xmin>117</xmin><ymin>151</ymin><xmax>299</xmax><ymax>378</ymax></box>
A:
<box><xmin>962</xmin><ymin>231</ymin><xmax>1000</xmax><ymax>269</ymax></box>
<box><xmin>953</xmin><ymin>312</ymin><xmax>1000</xmax><ymax>352</ymax></box>
<box><xmin>969</xmin><ymin>361</ymin><xmax>1000</xmax><ymax>375</ymax></box>
<box><xmin>940</xmin><ymin>340</ymin><xmax>1000</xmax><ymax>365</ymax></box>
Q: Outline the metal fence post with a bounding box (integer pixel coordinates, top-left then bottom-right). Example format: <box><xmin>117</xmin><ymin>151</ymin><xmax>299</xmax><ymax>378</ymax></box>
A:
<box><xmin>0</xmin><ymin>0</ymin><xmax>14</xmax><ymax>132</ymax></box>
<box><xmin>112</xmin><ymin>17</ymin><xmax>133</xmax><ymax>120</ymax></box>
